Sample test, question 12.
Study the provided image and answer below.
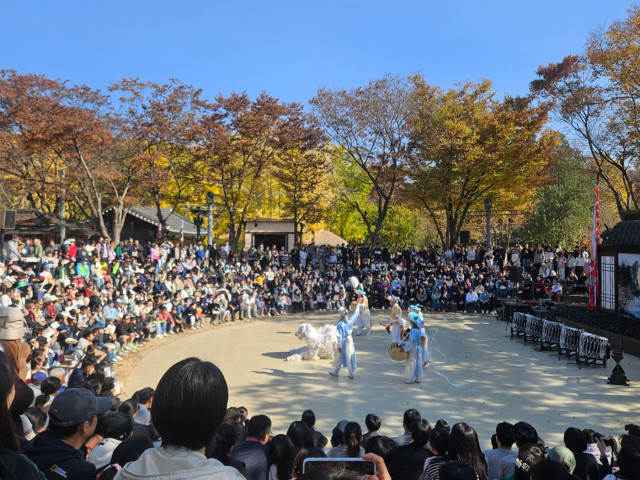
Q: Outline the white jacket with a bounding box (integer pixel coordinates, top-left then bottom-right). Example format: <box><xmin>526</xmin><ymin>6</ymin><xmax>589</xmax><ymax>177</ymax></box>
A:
<box><xmin>114</xmin><ymin>446</ymin><xmax>244</xmax><ymax>480</ymax></box>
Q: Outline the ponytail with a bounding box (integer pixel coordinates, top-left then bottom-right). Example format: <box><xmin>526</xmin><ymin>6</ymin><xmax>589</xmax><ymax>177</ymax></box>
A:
<box><xmin>343</xmin><ymin>422</ymin><xmax>363</xmax><ymax>458</ymax></box>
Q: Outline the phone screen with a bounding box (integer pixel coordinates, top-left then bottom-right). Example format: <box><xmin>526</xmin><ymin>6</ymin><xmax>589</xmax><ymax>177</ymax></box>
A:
<box><xmin>303</xmin><ymin>458</ymin><xmax>376</xmax><ymax>475</ymax></box>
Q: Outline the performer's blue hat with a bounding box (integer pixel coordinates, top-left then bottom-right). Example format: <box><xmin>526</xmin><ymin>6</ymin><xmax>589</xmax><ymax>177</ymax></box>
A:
<box><xmin>409</xmin><ymin>312</ymin><xmax>423</xmax><ymax>327</ymax></box>
<box><xmin>356</xmin><ymin>289</ymin><xmax>366</xmax><ymax>295</ymax></box>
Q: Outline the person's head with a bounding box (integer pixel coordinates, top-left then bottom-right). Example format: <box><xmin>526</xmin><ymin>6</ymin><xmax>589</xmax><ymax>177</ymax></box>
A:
<box><xmin>496</xmin><ymin>421</ymin><xmax>515</xmax><ymax>448</ymax></box>
<box><xmin>530</xmin><ymin>460</ymin><xmax>576</xmax><ymax>480</ymax></box>
<box><xmin>108</xmin><ymin>437</ymin><xmax>153</xmax><ymax>472</ymax></box>
<box><xmin>563</xmin><ymin>427</ymin><xmax>588</xmax><ymax>454</ymax></box>
<box><xmin>513</xmin><ymin>421</ymin><xmax>538</xmax><ymax>447</ymax></box>
<box><xmin>402</xmin><ymin>408</ymin><xmax>421</xmax><ymax>432</ymax></box>
<box><xmin>293</xmin><ymin>448</ymin><xmax>322</xmax><ymax>479</ymax></box>
<box><xmin>287</xmin><ymin>420</ymin><xmax>314</xmax><ymax>451</ymax></box>
<box><xmin>133</xmin><ymin>387</ymin><xmax>154</xmax><ymax>407</ymax></box>
<box><xmin>613</xmin><ymin>445</ymin><xmax>640</xmax><ymax>479</ymax></box>
<box><xmin>439</xmin><ymin>461</ymin><xmax>477</xmax><ymax>480</ymax></box>
<box><xmin>435</xmin><ymin>418</ymin><xmax>450</xmax><ymax>432</ymax></box>
<box><xmin>270</xmin><ymin>434</ymin><xmax>297</xmax><ymax>480</ymax></box>
<box><xmin>447</xmin><ymin>423</ymin><xmax>485</xmax><ymax>479</ymax></box>
<box><xmin>546</xmin><ymin>446</ymin><xmax>576</xmax><ymax>474</ymax></box>
<box><xmin>246</xmin><ymin>414</ymin><xmax>272</xmax><ymax>445</ymax></box>
<box><xmin>410</xmin><ymin>418</ymin><xmax>431</xmax><ymax>446</ymax></box>
<box><xmin>365</xmin><ymin>413</ymin><xmax>381</xmax><ymax>433</ymax></box>
<box><xmin>514</xmin><ymin>444</ymin><xmax>546</xmax><ymax>480</ymax></box>
<box><xmin>48</xmin><ymin>388</ymin><xmax>111</xmax><ymax>444</ymax></box>
<box><xmin>100</xmin><ymin>411</ymin><xmax>135</xmax><ymax>441</ymax></box>
<box><xmin>343</xmin><ymin>421</ymin><xmax>363</xmax><ymax>457</ymax></box>
<box><xmin>331</xmin><ymin>420</ymin><xmax>348</xmax><ymax>447</ymax></box>
<box><xmin>429</xmin><ymin>427</ymin><xmax>450</xmax><ymax>456</ymax></box>
<box><xmin>301</xmin><ymin>409</ymin><xmax>316</xmax><ymax>429</ymax></box>
<box><xmin>118</xmin><ymin>398</ymin><xmax>138</xmax><ymax>417</ymax></box>
<box><xmin>151</xmin><ymin>357</ymin><xmax>228</xmax><ymax>451</ymax></box>
<box><xmin>364</xmin><ymin>435</ymin><xmax>396</xmax><ymax>471</ymax></box>
<box><xmin>25</xmin><ymin>407</ymin><xmax>48</xmax><ymax>434</ymax></box>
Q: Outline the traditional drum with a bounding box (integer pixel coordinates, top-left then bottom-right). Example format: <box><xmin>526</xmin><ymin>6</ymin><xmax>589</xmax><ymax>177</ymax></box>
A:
<box><xmin>388</xmin><ymin>343</ymin><xmax>407</xmax><ymax>362</ymax></box>
<box><xmin>64</xmin><ymin>338</ymin><xmax>78</xmax><ymax>344</ymax></box>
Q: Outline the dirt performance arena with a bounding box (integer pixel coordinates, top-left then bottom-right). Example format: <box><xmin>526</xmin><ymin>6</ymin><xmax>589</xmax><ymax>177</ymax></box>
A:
<box><xmin>122</xmin><ymin>311</ymin><xmax>640</xmax><ymax>447</ymax></box>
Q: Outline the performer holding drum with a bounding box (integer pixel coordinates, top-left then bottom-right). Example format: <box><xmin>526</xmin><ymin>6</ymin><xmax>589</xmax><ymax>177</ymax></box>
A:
<box><xmin>329</xmin><ymin>305</ymin><xmax>361</xmax><ymax>379</ymax></box>
<box><xmin>354</xmin><ymin>289</ymin><xmax>372</xmax><ymax>336</ymax></box>
<box><xmin>400</xmin><ymin>312</ymin><xmax>424</xmax><ymax>384</ymax></box>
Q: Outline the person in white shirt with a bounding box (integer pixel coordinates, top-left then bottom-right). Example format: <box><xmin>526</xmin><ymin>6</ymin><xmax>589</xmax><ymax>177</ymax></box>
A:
<box><xmin>464</xmin><ymin>289</ymin><xmax>478</xmax><ymax>313</ymax></box>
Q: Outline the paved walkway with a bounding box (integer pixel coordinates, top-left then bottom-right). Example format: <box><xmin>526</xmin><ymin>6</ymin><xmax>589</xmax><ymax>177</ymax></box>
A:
<box><xmin>121</xmin><ymin>311</ymin><xmax>640</xmax><ymax>448</ymax></box>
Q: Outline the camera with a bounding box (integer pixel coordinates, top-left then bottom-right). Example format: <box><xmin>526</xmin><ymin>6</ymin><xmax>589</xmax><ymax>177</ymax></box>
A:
<box><xmin>595</xmin><ymin>432</ymin><xmax>614</xmax><ymax>447</ymax></box>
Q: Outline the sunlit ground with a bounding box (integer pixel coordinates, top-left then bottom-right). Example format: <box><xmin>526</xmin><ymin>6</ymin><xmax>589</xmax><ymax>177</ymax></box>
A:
<box><xmin>125</xmin><ymin>310</ymin><xmax>640</xmax><ymax>448</ymax></box>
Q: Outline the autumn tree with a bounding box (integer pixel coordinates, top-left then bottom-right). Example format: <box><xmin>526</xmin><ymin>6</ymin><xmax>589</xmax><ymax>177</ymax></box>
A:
<box><xmin>109</xmin><ymin>78</ymin><xmax>205</xmax><ymax>238</ymax></box>
<box><xmin>271</xmin><ymin>110</ymin><xmax>327</xmax><ymax>245</ymax></box>
<box><xmin>407</xmin><ymin>76</ymin><xmax>558</xmax><ymax>248</ymax></box>
<box><xmin>311</xmin><ymin>74</ymin><xmax>412</xmax><ymax>247</ymax></box>
<box><xmin>531</xmin><ymin>7</ymin><xmax>640</xmax><ymax>219</ymax></box>
<box><xmin>194</xmin><ymin>92</ymin><xmax>306</xmax><ymax>251</ymax></box>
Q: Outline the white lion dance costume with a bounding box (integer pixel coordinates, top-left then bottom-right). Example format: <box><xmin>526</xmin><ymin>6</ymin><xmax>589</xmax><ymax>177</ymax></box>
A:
<box><xmin>330</xmin><ymin>305</ymin><xmax>361</xmax><ymax>379</ymax></box>
<box><xmin>286</xmin><ymin>324</ymin><xmax>338</xmax><ymax>361</ymax></box>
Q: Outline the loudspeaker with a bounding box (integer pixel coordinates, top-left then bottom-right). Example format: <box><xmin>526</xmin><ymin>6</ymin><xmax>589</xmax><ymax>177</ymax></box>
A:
<box><xmin>459</xmin><ymin>230</ymin><xmax>470</xmax><ymax>244</ymax></box>
<box><xmin>0</xmin><ymin>209</ymin><xmax>16</xmax><ymax>229</ymax></box>
<box><xmin>509</xmin><ymin>266</ymin><xmax>523</xmax><ymax>283</ymax></box>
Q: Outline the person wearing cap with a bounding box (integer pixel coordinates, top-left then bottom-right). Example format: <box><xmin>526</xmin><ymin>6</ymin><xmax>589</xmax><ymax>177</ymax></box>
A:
<box><xmin>354</xmin><ymin>288</ymin><xmax>372</xmax><ymax>336</ymax></box>
<box><xmin>329</xmin><ymin>305</ymin><xmax>361</xmax><ymax>379</ymax></box>
<box><xmin>400</xmin><ymin>312</ymin><xmax>424</xmax><ymax>384</ymax></box>
<box><xmin>387</xmin><ymin>295</ymin><xmax>404</xmax><ymax>344</ymax></box>
<box><xmin>24</xmin><ymin>388</ymin><xmax>112</xmax><ymax>480</ymax></box>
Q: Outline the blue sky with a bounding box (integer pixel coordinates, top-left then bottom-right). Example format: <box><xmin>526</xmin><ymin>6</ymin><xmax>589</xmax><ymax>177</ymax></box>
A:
<box><xmin>1</xmin><ymin>1</ymin><xmax>634</xmax><ymax>105</ymax></box>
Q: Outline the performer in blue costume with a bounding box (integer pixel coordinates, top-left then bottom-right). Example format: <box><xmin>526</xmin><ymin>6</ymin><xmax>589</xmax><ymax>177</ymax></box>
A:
<box><xmin>408</xmin><ymin>304</ymin><xmax>430</xmax><ymax>366</ymax></box>
<box><xmin>401</xmin><ymin>312</ymin><xmax>424</xmax><ymax>384</ymax></box>
<box><xmin>329</xmin><ymin>305</ymin><xmax>361</xmax><ymax>379</ymax></box>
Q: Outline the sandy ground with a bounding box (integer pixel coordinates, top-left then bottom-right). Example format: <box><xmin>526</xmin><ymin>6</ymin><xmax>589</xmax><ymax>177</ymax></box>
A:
<box><xmin>118</xmin><ymin>311</ymin><xmax>640</xmax><ymax>449</ymax></box>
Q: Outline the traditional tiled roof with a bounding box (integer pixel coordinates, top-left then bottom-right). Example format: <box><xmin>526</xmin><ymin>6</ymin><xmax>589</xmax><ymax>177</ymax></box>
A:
<box><xmin>601</xmin><ymin>220</ymin><xmax>640</xmax><ymax>247</ymax></box>
<box><xmin>4</xmin><ymin>209</ymin><xmax>94</xmax><ymax>236</ymax></box>
<box><xmin>124</xmin><ymin>207</ymin><xmax>199</xmax><ymax>235</ymax></box>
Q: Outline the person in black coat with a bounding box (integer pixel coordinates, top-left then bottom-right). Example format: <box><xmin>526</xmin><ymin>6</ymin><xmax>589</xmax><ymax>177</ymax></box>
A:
<box><xmin>393</xmin><ymin>419</ymin><xmax>433</xmax><ymax>480</ymax></box>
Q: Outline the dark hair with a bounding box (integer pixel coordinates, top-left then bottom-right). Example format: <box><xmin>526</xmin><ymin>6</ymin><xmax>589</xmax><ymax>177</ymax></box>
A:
<box><xmin>101</xmin><ymin>377</ymin><xmax>115</xmax><ymax>394</ymax></box>
<box><xmin>41</xmin><ymin>376</ymin><xmax>62</xmax><ymax>396</ymax></box>
<box><xmin>513</xmin><ymin>421</ymin><xmax>538</xmax><ymax>447</ymax></box>
<box><xmin>206</xmin><ymin>423</ymin><xmax>236</xmax><ymax>464</ymax></box>
<box><xmin>496</xmin><ymin>422</ymin><xmax>515</xmax><ymax>447</ymax></box>
<box><xmin>119</xmin><ymin>399</ymin><xmax>138</xmax><ymax>417</ymax></box>
<box><xmin>435</xmin><ymin>418</ymin><xmax>450</xmax><ymax>432</ymax></box>
<box><xmin>133</xmin><ymin>387</ymin><xmax>154</xmax><ymax>405</ymax></box>
<box><xmin>49</xmin><ymin>419</ymin><xmax>87</xmax><ymax>440</ymax></box>
<box><xmin>293</xmin><ymin>448</ymin><xmax>322</xmax><ymax>478</ymax></box>
<box><xmin>270</xmin><ymin>434</ymin><xmax>297</xmax><ymax>480</ymax></box>
<box><xmin>410</xmin><ymin>418</ymin><xmax>431</xmax><ymax>446</ymax></box>
<box><xmin>287</xmin><ymin>420</ymin><xmax>314</xmax><ymax>451</ymax></box>
<box><xmin>247</xmin><ymin>414</ymin><xmax>272</xmax><ymax>438</ymax></box>
<box><xmin>615</xmin><ymin>445</ymin><xmax>640</xmax><ymax>479</ymax></box>
<box><xmin>564</xmin><ymin>427</ymin><xmax>587</xmax><ymax>454</ymax></box>
<box><xmin>343</xmin><ymin>422</ymin><xmax>362</xmax><ymax>458</ymax></box>
<box><xmin>301</xmin><ymin>409</ymin><xmax>316</xmax><ymax>429</ymax></box>
<box><xmin>365</xmin><ymin>414</ymin><xmax>381</xmax><ymax>432</ymax></box>
<box><xmin>440</xmin><ymin>461</ymin><xmax>477</xmax><ymax>480</ymax></box>
<box><xmin>85</xmin><ymin>378</ymin><xmax>102</xmax><ymax>397</ymax></box>
<box><xmin>151</xmin><ymin>357</ymin><xmax>228</xmax><ymax>450</ymax></box>
<box><xmin>24</xmin><ymin>407</ymin><xmax>48</xmax><ymax>433</ymax></box>
<box><xmin>429</xmin><ymin>427</ymin><xmax>450</xmax><ymax>456</ymax></box>
<box><xmin>530</xmin><ymin>460</ymin><xmax>575</xmax><ymax>480</ymax></box>
<box><xmin>490</xmin><ymin>434</ymin><xmax>499</xmax><ymax>450</ymax></box>
<box><xmin>514</xmin><ymin>444</ymin><xmax>546</xmax><ymax>480</ymax></box>
<box><xmin>364</xmin><ymin>435</ymin><xmax>396</xmax><ymax>471</ymax></box>
<box><xmin>447</xmin><ymin>423</ymin><xmax>487</xmax><ymax>480</ymax></box>
<box><xmin>224</xmin><ymin>407</ymin><xmax>242</xmax><ymax>424</ymax></box>
<box><xmin>403</xmin><ymin>408</ymin><xmax>421</xmax><ymax>430</ymax></box>
<box><xmin>0</xmin><ymin>351</ymin><xmax>19</xmax><ymax>452</ymax></box>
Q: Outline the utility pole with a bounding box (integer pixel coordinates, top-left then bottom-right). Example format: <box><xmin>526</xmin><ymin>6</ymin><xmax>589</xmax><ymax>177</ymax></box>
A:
<box><xmin>60</xmin><ymin>169</ymin><xmax>66</xmax><ymax>244</ymax></box>
<box><xmin>206</xmin><ymin>192</ymin><xmax>215</xmax><ymax>246</ymax></box>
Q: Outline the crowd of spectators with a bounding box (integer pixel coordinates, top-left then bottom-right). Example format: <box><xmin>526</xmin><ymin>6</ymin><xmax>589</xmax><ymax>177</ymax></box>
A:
<box><xmin>0</xmin><ymin>234</ymin><xmax>602</xmax><ymax>479</ymax></box>
<box><xmin>1</xmin><ymin>349</ymin><xmax>638</xmax><ymax>480</ymax></box>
